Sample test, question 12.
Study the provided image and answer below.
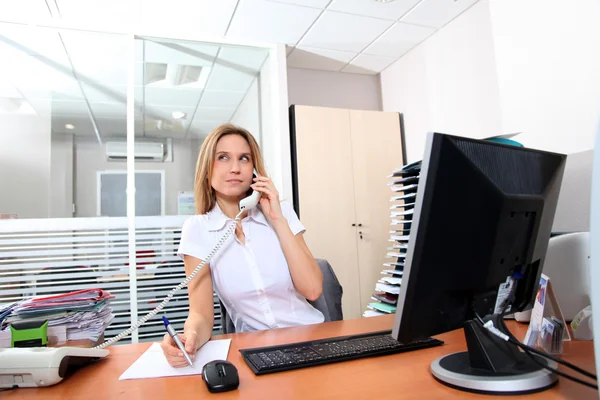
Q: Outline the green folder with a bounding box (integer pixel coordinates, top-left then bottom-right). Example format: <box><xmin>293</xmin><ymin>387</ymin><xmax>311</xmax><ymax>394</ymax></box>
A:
<box><xmin>369</xmin><ymin>302</ymin><xmax>396</xmax><ymax>314</ymax></box>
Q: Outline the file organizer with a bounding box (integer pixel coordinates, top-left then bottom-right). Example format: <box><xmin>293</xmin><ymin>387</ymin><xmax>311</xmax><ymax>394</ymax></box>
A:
<box><xmin>363</xmin><ymin>161</ymin><xmax>421</xmax><ymax>318</ymax></box>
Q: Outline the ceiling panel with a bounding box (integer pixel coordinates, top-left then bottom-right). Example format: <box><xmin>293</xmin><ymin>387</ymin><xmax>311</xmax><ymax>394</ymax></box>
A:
<box><xmin>144</xmin><ymin>105</ymin><xmax>197</xmax><ymax>122</ymax></box>
<box><xmin>189</xmin><ymin>120</ymin><xmax>226</xmax><ymax>138</ymax></box>
<box><xmin>217</xmin><ymin>47</ymin><xmax>270</xmax><ymax>72</ymax></box>
<box><xmin>50</xmin><ymin>100</ymin><xmax>89</xmax><ymax>116</ymax></box>
<box><xmin>267</xmin><ymin>0</ymin><xmax>330</xmax><ymax>8</ymax></box>
<box><xmin>89</xmin><ymin>103</ymin><xmax>127</xmax><ymax>119</ymax></box>
<box><xmin>144</xmin><ymin>87</ymin><xmax>202</xmax><ymax>107</ymax></box>
<box><xmin>341</xmin><ymin>54</ymin><xmax>396</xmax><ymax>75</ymax></box>
<box><xmin>20</xmin><ymin>82</ymin><xmax>84</xmax><ymax>103</ymax></box>
<box><xmin>140</xmin><ymin>0</ymin><xmax>238</xmax><ymax>37</ymax></box>
<box><xmin>25</xmin><ymin>98</ymin><xmax>52</xmax><ymax>117</ymax></box>
<box><xmin>0</xmin><ymin>0</ymin><xmax>51</xmax><ymax>22</ymax></box>
<box><xmin>0</xmin><ymin>25</ymin><xmax>65</xmax><ymax>58</ymax></box>
<box><xmin>143</xmin><ymin>40</ymin><xmax>219</xmax><ymax>66</ymax></box>
<box><xmin>61</xmin><ymin>31</ymin><xmax>133</xmax><ymax>87</ymax></box>
<box><xmin>193</xmin><ymin>107</ymin><xmax>237</xmax><ymax>122</ymax></box>
<box><xmin>328</xmin><ymin>0</ymin><xmax>421</xmax><ymax>21</ymax></box>
<box><xmin>227</xmin><ymin>0</ymin><xmax>321</xmax><ymax>45</ymax></box>
<box><xmin>299</xmin><ymin>10</ymin><xmax>393</xmax><ymax>53</ymax></box>
<box><xmin>0</xmin><ymin>81</ymin><xmax>23</xmax><ymax>98</ymax></box>
<box><xmin>56</xmin><ymin>0</ymin><xmax>139</xmax><ymax>29</ymax></box>
<box><xmin>401</xmin><ymin>0</ymin><xmax>480</xmax><ymax>29</ymax></box>
<box><xmin>205</xmin><ymin>64</ymin><xmax>255</xmax><ymax>93</ymax></box>
<box><xmin>199</xmin><ymin>90</ymin><xmax>246</xmax><ymax>108</ymax></box>
<box><xmin>80</xmin><ymin>84</ymin><xmax>145</xmax><ymax>104</ymax></box>
<box><xmin>95</xmin><ymin>117</ymin><xmax>127</xmax><ymax>135</ymax></box>
<box><xmin>51</xmin><ymin>116</ymin><xmax>96</xmax><ymax>136</ymax></box>
<box><xmin>287</xmin><ymin>46</ymin><xmax>356</xmax><ymax>72</ymax></box>
<box><xmin>363</xmin><ymin>22</ymin><xmax>435</xmax><ymax>58</ymax></box>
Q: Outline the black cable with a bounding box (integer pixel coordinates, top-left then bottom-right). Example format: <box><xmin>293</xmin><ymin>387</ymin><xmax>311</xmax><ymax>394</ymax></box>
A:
<box><xmin>498</xmin><ymin>303</ymin><xmax>597</xmax><ymax>381</ymax></box>
<box><xmin>475</xmin><ymin>306</ymin><xmax>598</xmax><ymax>389</ymax></box>
<box><xmin>510</xmin><ymin>338</ymin><xmax>598</xmax><ymax>390</ymax></box>
<box><xmin>0</xmin><ymin>385</ymin><xmax>17</xmax><ymax>392</ymax></box>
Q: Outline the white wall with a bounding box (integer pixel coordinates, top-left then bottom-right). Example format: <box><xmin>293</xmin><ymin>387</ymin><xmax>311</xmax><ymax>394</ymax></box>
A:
<box><xmin>74</xmin><ymin>137</ymin><xmax>196</xmax><ymax>217</ymax></box>
<box><xmin>381</xmin><ymin>0</ymin><xmax>502</xmax><ymax>162</ymax></box>
<box><xmin>381</xmin><ymin>0</ymin><xmax>600</xmax><ymax>162</ymax></box>
<box><xmin>0</xmin><ymin>114</ymin><xmax>51</xmax><ymax>218</ymax></box>
<box><xmin>287</xmin><ymin>67</ymin><xmax>382</xmax><ymax>111</ymax></box>
<box><xmin>489</xmin><ymin>0</ymin><xmax>600</xmax><ymax>154</ymax></box>
<box><xmin>553</xmin><ymin>150</ymin><xmax>593</xmax><ymax>233</ymax></box>
<box><xmin>231</xmin><ymin>78</ymin><xmax>260</xmax><ymax>139</ymax></box>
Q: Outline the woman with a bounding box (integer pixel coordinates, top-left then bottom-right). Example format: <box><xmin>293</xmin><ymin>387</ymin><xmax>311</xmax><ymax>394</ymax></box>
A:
<box><xmin>161</xmin><ymin>123</ymin><xmax>324</xmax><ymax>367</ymax></box>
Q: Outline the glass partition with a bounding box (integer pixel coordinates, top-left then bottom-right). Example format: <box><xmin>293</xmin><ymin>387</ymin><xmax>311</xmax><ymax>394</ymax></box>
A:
<box><xmin>0</xmin><ymin>22</ymin><xmax>275</xmax><ymax>344</ymax></box>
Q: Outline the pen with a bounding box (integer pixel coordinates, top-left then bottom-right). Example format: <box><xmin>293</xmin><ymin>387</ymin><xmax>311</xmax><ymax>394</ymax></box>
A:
<box><xmin>162</xmin><ymin>316</ymin><xmax>194</xmax><ymax>367</ymax></box>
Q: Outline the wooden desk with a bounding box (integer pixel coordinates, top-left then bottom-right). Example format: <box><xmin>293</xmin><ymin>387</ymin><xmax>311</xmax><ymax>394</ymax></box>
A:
<box><xmin>4</xmin><ymin>316</ymin><xmax>597</xmax><ymax>399</ymax></box>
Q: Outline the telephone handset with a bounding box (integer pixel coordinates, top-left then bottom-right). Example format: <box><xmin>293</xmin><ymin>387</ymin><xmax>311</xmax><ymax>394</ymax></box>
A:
<box><xmin>239</xmin><ymin>170</ymin><xmax>261</xmax><ymax>211</ymax></box>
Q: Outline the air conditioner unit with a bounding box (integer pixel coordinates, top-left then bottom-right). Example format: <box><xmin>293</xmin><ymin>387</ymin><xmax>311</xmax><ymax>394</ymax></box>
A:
<box><xmin>105</xmin><ymin>141</ymin><xmax>164</xmax><ymax>162</ymax></box>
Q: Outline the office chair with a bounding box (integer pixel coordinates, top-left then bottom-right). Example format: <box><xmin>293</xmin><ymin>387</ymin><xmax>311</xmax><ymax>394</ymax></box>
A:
<box><xmin>218</xmin><ymin>258</ymin><xmax>343</xmax><ymax>334</ymax></box>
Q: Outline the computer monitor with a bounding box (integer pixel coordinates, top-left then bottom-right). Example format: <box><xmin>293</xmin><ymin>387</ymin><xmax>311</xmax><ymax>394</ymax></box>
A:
<box><xmin>391</xmin><ymin>132</ymin><xmax>566</xmax><ymax>394</ymax></box>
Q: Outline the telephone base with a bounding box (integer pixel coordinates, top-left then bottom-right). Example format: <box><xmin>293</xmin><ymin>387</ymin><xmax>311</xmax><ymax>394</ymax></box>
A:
<box><xmin>0</xmin><ymin>346</ymin><xmax>109</xmax><ymax>388</ymax></box>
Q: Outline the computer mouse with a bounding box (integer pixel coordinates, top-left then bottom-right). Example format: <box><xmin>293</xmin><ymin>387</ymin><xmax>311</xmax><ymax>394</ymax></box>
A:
<box><xmin>202</xmin><ymin>360</ymin><xmax>239</xmax><ymax>393</ymax></box>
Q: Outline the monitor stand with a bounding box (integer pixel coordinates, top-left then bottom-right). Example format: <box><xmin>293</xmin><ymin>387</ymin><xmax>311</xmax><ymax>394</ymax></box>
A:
<box><xmin>430</xmin><ymin>314</ymin><xmax>557</xmax><ymax>395</ymax></box>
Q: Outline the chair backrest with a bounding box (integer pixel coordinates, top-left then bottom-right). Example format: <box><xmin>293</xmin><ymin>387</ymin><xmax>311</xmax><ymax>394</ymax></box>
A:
<box><xmin>308</xmin><ymin>258</ymin><xmax>344</xmax><ymax>322</ymax></box>
<box><xmin>217</xmin><ymin>258</ymin><xmax>343</xmax><ymax>334</ymax></box>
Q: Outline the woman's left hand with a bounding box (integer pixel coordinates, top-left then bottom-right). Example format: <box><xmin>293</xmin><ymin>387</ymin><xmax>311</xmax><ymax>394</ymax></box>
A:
<box><xmin>251</xmin><ymin>176</ymin><xmax>283</xmax><ymax>223</ymax></box>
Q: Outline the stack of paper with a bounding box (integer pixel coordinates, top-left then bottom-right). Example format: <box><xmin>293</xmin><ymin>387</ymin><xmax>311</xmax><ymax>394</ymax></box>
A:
<box><xmin>363</xmin><ymin>161</ymin><xmax>422</xmax><ymax>318</ymax></box>
<box><xmin>0</xmin><ymin>289</ymin><xmax>115</xmax><ymax>344</ymax></box>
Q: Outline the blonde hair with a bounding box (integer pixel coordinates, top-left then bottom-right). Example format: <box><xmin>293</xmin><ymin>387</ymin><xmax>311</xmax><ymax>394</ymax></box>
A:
<box><xmin>194</xmin><ymin>123</ymin><xmax>267</xmax><ymax>215</ymax></box>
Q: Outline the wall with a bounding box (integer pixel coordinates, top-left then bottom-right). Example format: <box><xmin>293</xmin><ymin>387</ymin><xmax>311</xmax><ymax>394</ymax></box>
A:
<box><xmin>231</xmin><ymin>78</ymin><xmax>260</xmax><ymax>139</ymax></box>
<box><xmin>0</xmin><ymin>114</ymin><xmax>51</xmax><ymax>218</ymax></box>
<box><xmin>552</xmin><ymin>150</ymin><xmax>593</xmax><ymax>233</ymax></box>
<box><xmin>380</xmin><ymin>0</ymin><xmax>600</xmax><ymax>162</ymax></box>
<box><xmin>380</xmin><ymin>0</ymin><xmax>502</xmax><ymax>163</ymax></box>
<box><xmin>287</xmin><ymin>67</ymin><xmax>382</xmax><ymax>111</ymax></box>
<box><xmin>74</xmin><ymin>137</ymin><xmax>196</xmax><ymax>217</ymax></box>
<box><xmin>49</xmin><ymin>132</ymin><xmax>74</xmax><ymax>218</ymax></box>
<box><xmin>488</xmin><ymin>0</ymin><xmax>600</xmax><ymax>154</ymax></box>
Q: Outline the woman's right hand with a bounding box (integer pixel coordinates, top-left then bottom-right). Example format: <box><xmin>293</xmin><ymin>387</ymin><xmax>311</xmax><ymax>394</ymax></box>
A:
<box><xmin>160</xmin><ymin>330</ymin><xmax>198</xmax><ymax>368</ymax></box>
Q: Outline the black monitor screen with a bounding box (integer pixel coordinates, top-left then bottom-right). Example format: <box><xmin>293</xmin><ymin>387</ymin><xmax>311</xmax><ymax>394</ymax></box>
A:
<box><xmin>392</xmin><ymin>133</ymin><xmax>565</xmax><ymax>344</ymax></box>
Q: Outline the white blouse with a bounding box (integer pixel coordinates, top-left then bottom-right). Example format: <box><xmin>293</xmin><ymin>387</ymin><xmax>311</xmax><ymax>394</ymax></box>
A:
<box><xmin>177</xmin><ymin>201</ymin><xmax>324</xmax><ymax>332</ymax></box>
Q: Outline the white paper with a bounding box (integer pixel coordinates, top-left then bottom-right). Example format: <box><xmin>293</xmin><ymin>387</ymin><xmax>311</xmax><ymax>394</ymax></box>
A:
<box><xmin>387</xmin><ymin>176</ymin><xmax>419</xmax><ymax>186</ymax></box>
<box><xmin>390</xmin><ymin>203</ymin><xmax>416</xmax><ymax>209</ymax></box>
<box><xmin>391</xmin><ymin>184</ymin><xmax>418</xmax><ymax>193</ymax></box>
<box><xmin>363</xmin><ymin>310</ymin><xmax>385</xmax><ymax>318</ymax></box>
<box><xmin>389</xmin><ymin>235</ymin><xmax>411</xmax><ymax>242</ymax></box>
<box><xmin>119</xmin><ymin>339</ymin><xmax>232</xmax><ymax>380</ymax></box>
<box><xmin>386</xmin><ymin>251</ymin><xmax>406</xmax><ymax>258</ymax></box>
<box><xmin>381</xmin><ymin>269</ymin><xmax>403</xmax><ymax>276</ymax></box>
<box><xmin>390</xmin><ymin>193</ymin><xmax>417</xmax><ymax>202</ymax></box>
<box><xmin>391</xmin><ymin>209</ymin><xmax>414</xmax><ymax>218</ymax></box>
<box><xmin>380</xmin><ymin>276</ymin><xmax>402</xmax><ymax>285</ymax></box>
<box><xmin>376</xmin><ymin>283</ymin><xmax>400</xmax><ymax>295</ymax></box>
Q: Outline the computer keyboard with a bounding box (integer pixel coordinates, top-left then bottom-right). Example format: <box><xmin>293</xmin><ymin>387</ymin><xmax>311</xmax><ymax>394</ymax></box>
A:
<box><xmin>240</xmin><ymin>330</ymin><xmax>443</xmax><ymax>375</ymax></box>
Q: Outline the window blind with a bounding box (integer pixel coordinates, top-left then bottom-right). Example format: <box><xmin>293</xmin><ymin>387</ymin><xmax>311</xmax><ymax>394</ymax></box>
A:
<box><xmin>0</xmin><ymin>216</ymin><xmax>225</xmax><ymax>344</ymax></box>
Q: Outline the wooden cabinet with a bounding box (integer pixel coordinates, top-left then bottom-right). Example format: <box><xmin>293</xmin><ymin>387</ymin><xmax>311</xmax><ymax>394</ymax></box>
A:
<box><xmin>290</xmin><ymin>105</ymin><xmax>405</xmax><ymax>319</ymax></box>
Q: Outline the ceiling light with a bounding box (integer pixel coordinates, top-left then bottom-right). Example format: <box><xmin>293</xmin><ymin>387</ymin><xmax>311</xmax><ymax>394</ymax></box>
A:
<box><xmin>65</xmin><ymin>124</ymin><xmax>75</xmax><ymax>130</ymax></box>
<box><xmin>171</xmin><ymin>111</ymin><xmax>186</xmax><ymax>119</ymax></box>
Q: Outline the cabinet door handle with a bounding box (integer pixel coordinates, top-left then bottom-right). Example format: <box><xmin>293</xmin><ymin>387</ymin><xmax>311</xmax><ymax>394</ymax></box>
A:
<box><xmin>359</xmin><ymin>231</ymin><xmax>363</xmax><ymax>239</ymax></box>
<box><xmin>357</xmin><ymin>223</ymin><xmax>362</xmax><ymax>227</ymax></box>
<box><xmin>352</xmin><ymin>223</ymin><xmax>356</xmax><ymax>227</ymax></box>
